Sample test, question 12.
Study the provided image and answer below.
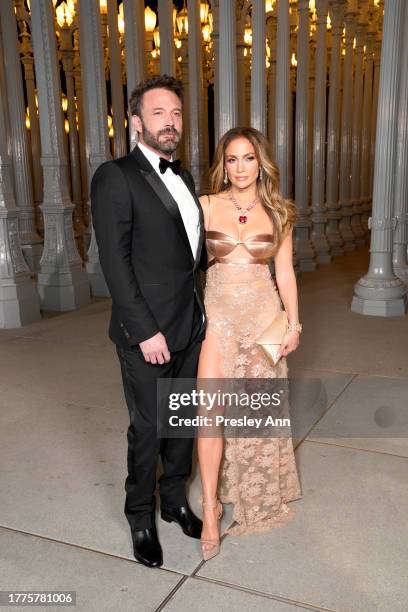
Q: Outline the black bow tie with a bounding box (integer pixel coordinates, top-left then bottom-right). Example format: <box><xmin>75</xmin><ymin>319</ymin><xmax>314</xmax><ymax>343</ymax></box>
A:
<box><xmin>159</xmin><ymin>157</ymin><xmax>182</xmax><ymax>175</ymax></box>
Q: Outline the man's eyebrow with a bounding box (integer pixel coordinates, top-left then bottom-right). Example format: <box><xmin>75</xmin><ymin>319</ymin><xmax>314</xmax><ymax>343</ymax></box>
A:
<box><xmin>151</xmin><ymin>106</ymin><xmax>182</xmax><ymax>111</ymax></box>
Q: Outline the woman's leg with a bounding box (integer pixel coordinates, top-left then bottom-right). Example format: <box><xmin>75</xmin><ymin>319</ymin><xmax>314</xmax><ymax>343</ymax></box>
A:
<box><xmin>197</xmin><ymin>329</ymin><xmax>225</xmax><ymax>551</ymax></box>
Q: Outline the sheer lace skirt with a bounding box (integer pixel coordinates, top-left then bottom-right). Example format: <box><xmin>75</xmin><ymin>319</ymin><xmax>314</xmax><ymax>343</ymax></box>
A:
<box><xmin>203</xmin><ymin>262</ymin><xmax>302</xmax><ymax>536</ymax></box>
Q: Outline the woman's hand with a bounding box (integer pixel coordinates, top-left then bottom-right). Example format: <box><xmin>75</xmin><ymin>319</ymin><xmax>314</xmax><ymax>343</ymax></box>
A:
<box><xmin>278</xmin><ymin>331</ymin><xmax>300</xmax><ymax>359</ymax></box>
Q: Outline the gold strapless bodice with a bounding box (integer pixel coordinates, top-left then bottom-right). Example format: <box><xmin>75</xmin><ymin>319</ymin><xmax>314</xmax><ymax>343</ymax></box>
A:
<box><xmin>206</xmin><ymin>230</ymin><xmax>276</xmax><ymax>267</ymax></box>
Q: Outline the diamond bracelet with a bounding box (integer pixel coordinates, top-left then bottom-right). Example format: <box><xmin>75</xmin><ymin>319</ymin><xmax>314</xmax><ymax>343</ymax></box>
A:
<box><xmin>287</xmin><ymin>322</ymin><xmax>302</xmax><ymax>333</ymax></box>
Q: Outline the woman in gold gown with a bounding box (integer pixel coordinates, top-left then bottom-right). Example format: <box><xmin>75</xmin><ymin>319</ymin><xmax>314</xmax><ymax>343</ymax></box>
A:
<box><xmin>197</xmin><ymin>127</ymin><xmax>303</xmax><ymax>560</ymax></box>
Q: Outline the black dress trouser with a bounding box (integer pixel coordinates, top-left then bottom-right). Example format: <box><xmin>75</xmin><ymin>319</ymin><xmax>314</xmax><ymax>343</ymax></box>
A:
<box><xmin>116</xmin><ymin>304</ymin><xmax>203</xmax><ymax>532</ymax></box>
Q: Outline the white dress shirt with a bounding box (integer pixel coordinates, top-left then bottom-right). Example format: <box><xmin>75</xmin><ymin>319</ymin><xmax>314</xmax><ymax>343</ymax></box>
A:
<box><xmin>137</xmin><ymin>142</ymin><xmax>200</xmax><ymax>259</ymax></box>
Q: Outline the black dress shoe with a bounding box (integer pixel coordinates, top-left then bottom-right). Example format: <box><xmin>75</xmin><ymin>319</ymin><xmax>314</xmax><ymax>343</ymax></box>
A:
<box><xmin>131</xmin><ymin>526</ymin><xmax>163</xmax><ymax>568</ymax></box>
<box><xmin>161</xmin><ymin>503</ymin><xmax>203</xmax><ymax>539</ymax></box>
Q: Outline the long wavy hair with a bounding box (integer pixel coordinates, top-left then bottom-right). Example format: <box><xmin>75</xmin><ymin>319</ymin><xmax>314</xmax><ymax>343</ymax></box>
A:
<box><xmin>210</xmin><ymin>127</ymin><xmax>297</xmax><ymax>248</ymax></box>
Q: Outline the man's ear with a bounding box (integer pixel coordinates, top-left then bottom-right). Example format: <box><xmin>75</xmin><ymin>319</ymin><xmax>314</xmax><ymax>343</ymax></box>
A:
<box><xmin>132</xmin><ymin>114</ymin><xmax>142</xmax><ymax>134</ymax></box>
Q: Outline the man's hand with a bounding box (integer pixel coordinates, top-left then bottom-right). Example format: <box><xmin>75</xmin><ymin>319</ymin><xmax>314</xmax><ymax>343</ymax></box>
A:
<box><xmin>139</xmin><ymin>332</ymin><xmax>171</xmax><ymax>364</ymax></box>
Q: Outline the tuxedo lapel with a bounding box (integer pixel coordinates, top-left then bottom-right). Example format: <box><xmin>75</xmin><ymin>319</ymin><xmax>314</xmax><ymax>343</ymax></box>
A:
<box><xmin>131</xmin><ymin>147</ymin><xmax>194</xmax><ymax>263</ymax></box>
<box><xmin>194</xmin><ymin>206</ymin><xmax>205</xmax><ymax>271</ymax></box>
<box><xmin>179</xmin><ymin>170</ymin><xmax>205</xmax><ymax>271</ymax></box>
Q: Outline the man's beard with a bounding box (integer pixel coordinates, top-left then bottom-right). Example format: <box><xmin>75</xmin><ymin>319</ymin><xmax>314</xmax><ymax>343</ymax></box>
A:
<box><xmin>141</xmin><ymin>123</ymin><xmax>181</xmax><ymax>155</ymax></box>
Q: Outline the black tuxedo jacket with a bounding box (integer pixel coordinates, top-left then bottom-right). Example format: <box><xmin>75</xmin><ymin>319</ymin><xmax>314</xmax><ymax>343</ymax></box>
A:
<box><xmin>91</xmin><ymin>145</ymin><xmax>207</xmax><ymax>352</ymax></box>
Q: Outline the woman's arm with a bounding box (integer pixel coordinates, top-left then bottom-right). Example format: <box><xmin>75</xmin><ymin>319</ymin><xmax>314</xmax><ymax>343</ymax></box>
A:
<box><xmin>273</xmin><ymin>227</ymin><xmax>301</xmax><ymax>357</ymax></box>
<box><xmin>274</xmin><ymin>227</ymin><xmax>299</xmax><ymax>324</ymax></box>
<box><xmin>198</xmin><ymin>195</ymin><xmax>214</xmax><ymax>273</ymax></box>
<box><xmin>198</xmin><ymin>194</ymin><xmax>210</xmax><ymax>230</ymax></box>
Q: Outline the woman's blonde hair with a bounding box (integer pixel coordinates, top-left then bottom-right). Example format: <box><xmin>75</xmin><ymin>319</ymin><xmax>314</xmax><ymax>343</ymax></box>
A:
<box><xmin>210</xmin><ymin>127</ymin><xmax>297</xmax><ymax>248</ymax></box>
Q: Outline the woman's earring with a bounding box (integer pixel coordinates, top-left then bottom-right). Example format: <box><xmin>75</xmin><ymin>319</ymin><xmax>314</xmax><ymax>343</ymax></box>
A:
<box><xmin>259</xmin><ymin>167</ymin><xmax>264</xmax><ymax>181</ymax></box>
<box><xmin>224</xmin><ymin>169</ymin><xmax>229</xmax><ymax>185</ymax></box>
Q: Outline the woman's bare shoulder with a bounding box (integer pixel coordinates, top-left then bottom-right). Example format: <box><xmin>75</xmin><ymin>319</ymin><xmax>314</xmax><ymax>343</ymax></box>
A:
<box><xmin>199</xmin><ymin>192</ymin><xmax>229</xmax><ymax>207</ymax></box>
<box><xmin>212</xmin><ymin>191</ymin><xmax>230</xmax><ymax>200</ymax></box>
<box><xmin>198</xmin><ymin>194</ymin><xmax>210</xmax><ymax>206</ymax></box>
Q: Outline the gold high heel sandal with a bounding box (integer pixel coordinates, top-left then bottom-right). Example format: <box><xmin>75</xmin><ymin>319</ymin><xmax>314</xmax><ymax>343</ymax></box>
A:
<box><xmin>201</xmin><ymin>498</ymin><xmax>223</xmax><ymax>561</ymax></box>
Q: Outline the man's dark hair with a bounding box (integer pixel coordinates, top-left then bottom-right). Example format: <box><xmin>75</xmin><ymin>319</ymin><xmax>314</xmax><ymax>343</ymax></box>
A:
<box><xmin>129</xmin><ymin>74</ymin><xmax>184</xmax><ymax>118</ymax></box>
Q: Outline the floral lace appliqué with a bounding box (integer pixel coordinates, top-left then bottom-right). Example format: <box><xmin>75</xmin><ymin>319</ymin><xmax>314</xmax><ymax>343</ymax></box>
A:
<box><xmin>203</xmin><ymin>262</ymin><xmax>302</xmax><ymax>536</ymax></box>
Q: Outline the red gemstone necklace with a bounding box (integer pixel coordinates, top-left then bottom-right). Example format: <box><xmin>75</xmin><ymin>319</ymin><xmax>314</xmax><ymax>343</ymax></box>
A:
<box><xmin>229</xmin><ymin>191</ymin><xmax>258</xmax><ymax>224</ymax></box>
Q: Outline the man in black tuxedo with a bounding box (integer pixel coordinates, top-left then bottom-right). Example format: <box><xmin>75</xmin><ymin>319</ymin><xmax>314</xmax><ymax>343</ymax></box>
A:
<box><xmin>91</xmin><ymin>75</ymin><xmax>206</xmax><ymax>568</ymax></box>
